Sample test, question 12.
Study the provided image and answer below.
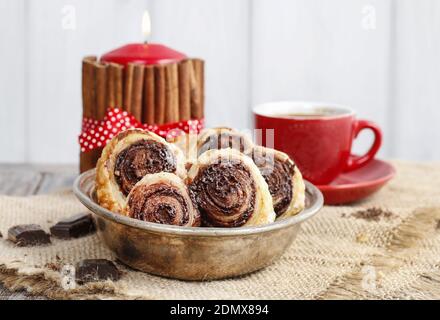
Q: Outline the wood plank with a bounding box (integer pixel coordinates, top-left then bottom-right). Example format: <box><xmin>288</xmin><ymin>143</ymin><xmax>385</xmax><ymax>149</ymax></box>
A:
<box><xmin>0</xmin><ymin>168</ymin><xmax>42</xmax><ymax>196</ymax></box>
<box><xmin>0</xmin><ymin>164</ymin><xmax>77</xmax><ymax>196</ymax></box>
<box><xmin>252</xmin><ymin>0</ymin><xmax>393</xmax><ymax>157</ymax></box>
<box><xmin>392</xmin><ymin>0</ymin><xmax>440</xmax><ymax>160</ymax></box>
<box><xmin>0</xmin><ymin>163</ymin><xmax>76</xmax><ymax>173</ymax></box>
<box><xmin>35</xmin><ymin>171</ymin><xmax>76</xmax><ymax>194</ymax></box>
<box><xmin>0</xmin><ymin>0</ymin><xmax>27</xmax><ymax>162</ymax></box>
<box><xmin>150</xmin><ymin>0</ymin><xmax>252</xmax><ymax>129</ymax></box>
<box><xmin>0</xmin><ymin>164</ymin><xmax>76</xmax><ymax>299</ymax></box>
<box><xmin>27</xmin><ymin>0</ymin><xmax>152</xmax><ymax>163</ymax></box>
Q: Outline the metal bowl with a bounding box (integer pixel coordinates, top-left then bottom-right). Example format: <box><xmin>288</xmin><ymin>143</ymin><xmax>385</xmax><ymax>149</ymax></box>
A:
<box><xmin>73</xmin><ymin>169</ymin><xmax>323</xmax><ymax>280</ymax></box>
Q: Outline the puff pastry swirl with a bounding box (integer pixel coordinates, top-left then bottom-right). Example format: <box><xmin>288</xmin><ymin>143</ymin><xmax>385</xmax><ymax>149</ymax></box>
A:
<box><xmin>187</xmin><ymin>148</ymin><xmax>275</xmax><ymax>227</ymax></box>
<box><xmin>196</xmin><ymin>127</ymin><xmax>254</xmax><ymax>156</ymax></box>
<box><xmin>172</xmin><ymin>127</ymin><xmax>255</xmax><ymax>167</ymax></box>
<box><xmin>126</xmin><ymin>172</ymin><xmax>200</xmax><ymax>227</ymax></box>
<box><xmin>96</xmin><ymin>129</ymin><xmax>186</xmax><ymax>214</ymax></box>
<box><xmin>248</xmin><ymin>146</ymin><xmax>305</xmax><ymax>219</ymax></box>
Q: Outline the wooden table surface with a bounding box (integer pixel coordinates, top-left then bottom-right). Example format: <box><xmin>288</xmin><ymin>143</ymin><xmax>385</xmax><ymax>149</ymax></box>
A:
<box><xmin>0</xmin><ymin>164</ymin><xmax>77</xmax><ymax>300</ymax></box>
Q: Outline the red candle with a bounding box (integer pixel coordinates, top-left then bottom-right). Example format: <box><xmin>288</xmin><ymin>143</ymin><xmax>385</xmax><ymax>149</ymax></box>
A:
<box><xmin>101</xmin><ymin>43</ymin><xmax>186</xmax><ymax>66</ymax></box>
<box><xmin>100</xmin><ymin>11</ymin><xmax>186</xmax><ymax>66</ymax></box>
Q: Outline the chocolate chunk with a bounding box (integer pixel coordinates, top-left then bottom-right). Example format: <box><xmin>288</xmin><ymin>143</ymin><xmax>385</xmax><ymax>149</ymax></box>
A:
<box><xmin>50</xmin><ymin>213</ymin><xmax>95</xmax><ymax>239</ymax></box>
<box><xmin>0</xmin><ymin>230</ymin><xmax>3</xmax><ymax>238</ymax></box>
<box><xmin>76</xmin><ymin>259</ymin><xmax>120</xmax><ymax>284</ymax></box>
<box><xmin>8</xmin><ymin>224</ymin><xmax>51</xmax><ymax>246</ymax></box>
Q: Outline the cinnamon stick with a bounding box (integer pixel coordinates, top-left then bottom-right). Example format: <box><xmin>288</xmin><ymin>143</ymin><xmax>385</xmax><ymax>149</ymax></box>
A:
<box><xmin>80</xmin><ymin>148</ymin><xmax>102</xmax><ymax>173</ymax></box>
<box><xmin>106</xmin><ymin>64</ymin><xmax>116</xmax><ymax>108</ymax></box>
<box><xmin>191</xmin><ymin>58</ymin><xmax>205</xmax><ymax>119</ymax></box>
<box><xmin>165</xmin><ymin>63</ymin><xmax>179</xmax><ymax>123</ymax></box>
<box><xmin>95</xmin><ymin>62</ymin><xmax>108</xmax><ymax>120</ymax></box>
<box><xmin>178</xmin><ymin>60</ymin><xmax>191</xmax><ymax>121</ymax></box>
<box><xmin>130</xmin><ymin>64</ymin><xmax>144</xmax><ymax>121</ymax></box>
<box><xmin>154</xmin><ymin>65</ymin><xmax>166</xmax><ymax>125</ymax></box>
<box><xmin>113</xmin><ymin>63</ymin><xmax>124</xmax><ymax>108</ymax></box>
<box><xmin>142</xmin><ymin>65</ymin><xmax>155</xmax><ymax>124</ymax></box>
<box><xmin>124</xmin><ymin>63</ymin><xmax>135</xmax><ymax>113</ymax></box>
<box><xmin>80</xmin><ymin>56</ymin><xmax>99</xmax><ymax>173</ymax></box>
<box><xmin>82</xmin><ymin>56</ymin><xmax>97</xmax><ymax>118</ymax></box>
<box><xmin>198</xmin><ymin>59</ymin><xmax>205</xmax><ymax>118</ymax></box>
<box><xmin>189</xmin><ymin>60</ymin><xmax>200</xmax><ymax>119</ymax></box>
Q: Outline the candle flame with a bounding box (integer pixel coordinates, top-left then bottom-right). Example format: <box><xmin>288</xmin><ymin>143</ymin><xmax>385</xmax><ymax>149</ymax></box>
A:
<box><xmin>142</xmin><ymin>10</ymin><xmax>151</xmax><ymax>41</ymax></box>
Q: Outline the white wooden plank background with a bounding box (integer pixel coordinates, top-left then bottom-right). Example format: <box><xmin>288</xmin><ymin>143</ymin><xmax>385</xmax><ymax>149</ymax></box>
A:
<box><xmin>392</xmin><ymin>0</ymin><xmax>440</xmax><ymax>159</ymax></box>
<box><xmin>0</xmin><ymin>0</ymin><xmax>27</xmax><ymax>162</ymax></box>
<box><xmin>0</xmin><ymin>0</ymin><xmax>439</xmax><ymax>163</ymax></box>
<box><xmin>150</xmin><ymin>0</ymin><xmax>251</xmax><ymax>130</ymax></box>
<box><xmin>252</xmin><ymin>0</ymin><xmax>393</xmax><ymax>157</ymax></box>
<box><xmin>26</xmin><ymin>0</ymin><xmax>150</xmax><ymax>163</ymax></box>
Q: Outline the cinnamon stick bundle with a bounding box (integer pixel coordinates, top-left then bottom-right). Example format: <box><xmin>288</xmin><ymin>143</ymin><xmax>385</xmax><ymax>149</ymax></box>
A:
<box><xmin>142</xmin><ymin>66</ymin><xmax>155</xmax><ymax>124</ymax></box>
<box><xmin>130</xmin><ymin>64</ymin><xmax>145</xmax><ymax>121</ymax></box>
<box><xmin>178</xmin><ymin>60</ymin><xmax>191</xmax><ymax>121</ymax></box>
<box><xmin>80</xmin><ymin>57</ymin><xmax>205</xmax><ymax>173</ymax></box>
<box><xmin>155</xmin><ymin>65</ymin><xmax>166</xmax><ymax>125</ymax></box>
<box><xmin>165</xmin><ymin>63</ymin><xmax>179</xmax><ymax>123</ymax></box>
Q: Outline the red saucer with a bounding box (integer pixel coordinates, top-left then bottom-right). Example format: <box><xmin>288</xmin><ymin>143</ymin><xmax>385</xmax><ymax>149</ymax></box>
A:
<box><xmin>316</xmin><ymin>159</ymin><xmax>396</xmax><ymax>205</ymax></box>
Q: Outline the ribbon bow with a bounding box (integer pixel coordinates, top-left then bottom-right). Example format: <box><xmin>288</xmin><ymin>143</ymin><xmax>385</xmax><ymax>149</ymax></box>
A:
<box><xmin>79</xmin><ymin>108</ymin><xmax>204</xmax><ymax>152</ymax></box>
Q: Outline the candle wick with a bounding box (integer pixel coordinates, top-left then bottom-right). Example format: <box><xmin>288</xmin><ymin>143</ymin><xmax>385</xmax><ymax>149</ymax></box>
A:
<box><xmin>144</xmin><ymin>40</ymin><xmax>148</xmax><ymax>45</ymax></box>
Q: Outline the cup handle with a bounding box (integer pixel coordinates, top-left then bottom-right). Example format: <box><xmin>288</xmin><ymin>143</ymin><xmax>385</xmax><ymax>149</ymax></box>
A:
<box><xmin>344</xmin><ymin>119</ymin><xmax>382</xmax><ymax>172</ymax></box>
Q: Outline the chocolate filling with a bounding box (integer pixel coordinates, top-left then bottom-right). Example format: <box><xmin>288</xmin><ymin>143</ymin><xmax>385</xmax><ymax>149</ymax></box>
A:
<box><xmin>251</xmin><ymin>152</ymin><xmax>295</xmax><ymax>217</ymax></box>
<box><xmin>198</xmin><ymin>132</ymin><xmax>252</xmax><ymax>156</ymax></box>
<box><xmin>114</xmin><ymin>140</ymin><xmax>176</xmax><ymax>195</ymax></box>
<box><xmin>128</xmin><ymin>183</ymin><xmax>195</xmax><ymax>226</ymax></box>
<box><xmin>189</xmin><ymin>162</ymin><xmax>256</xmax><ymax>227</ymax></box>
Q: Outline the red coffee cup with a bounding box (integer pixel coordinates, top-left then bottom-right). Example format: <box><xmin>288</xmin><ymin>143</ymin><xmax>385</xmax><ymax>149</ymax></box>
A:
<box><xmin>254</xmin><ymin>101</ymin><xmax>382</xmax><ymax>185</ymax></box>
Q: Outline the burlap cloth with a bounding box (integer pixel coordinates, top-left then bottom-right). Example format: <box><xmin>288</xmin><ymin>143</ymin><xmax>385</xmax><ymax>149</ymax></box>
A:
<box><xmin>1</xmin><ymin>160</ymin><xmax>440</xmax><ymax>300</ymax></box>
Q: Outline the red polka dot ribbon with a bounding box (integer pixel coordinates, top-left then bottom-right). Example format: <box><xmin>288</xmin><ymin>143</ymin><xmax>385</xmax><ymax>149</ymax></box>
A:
<box><xmin>79</xmin><ymin>108</ymin><xmax>204</xmax><ymax>152</ymax></box>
